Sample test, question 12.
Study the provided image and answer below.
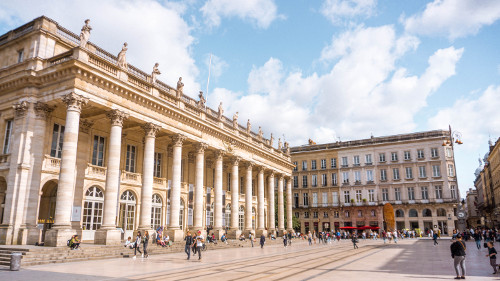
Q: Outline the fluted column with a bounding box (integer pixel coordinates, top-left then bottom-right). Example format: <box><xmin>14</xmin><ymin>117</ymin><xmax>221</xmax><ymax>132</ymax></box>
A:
<box><xmin>244</xmin><ymin>162</ymin><xmax>254</xmax><ymax>232</ymax></box>
<box><xmin>213</xmin><ymin>150</ymin><xmax>225</xmax><ymax>237</ymax></box>
<box><xmin>230</xmin><ymin>157</ymin><xmax>240</xmax><ymax>235</ymax></box>
<box><xmin>286</xmin><ymin>176</ymin><xmax>293</xmax><ymax>232</ymax></box>
<box><xmin>268</xmin><ymin>172</ymin><xmax>275</xmax><ymax>235</ymax></box>
<box><xmin>278</xmin><ymin>175</ymin><xmax>285</xmax><ymax>234</ymax></box>
<box><xmin>138</xmin><ymin>123</ymin><xmax>160</xmax><ymax>230</ymax></box>
<box><xmin>167</xmin><ymin>134</ymin><xmax>186</xmax><ymax>241</ymax></box>
<box><xmin>257</xmin><ymin>167</ymin><xmax>265</xmax><ymax>232</ymax></box>
<box><xmin>193</xmin><ymin>143</ymin><xmax>207</xmax><ymax>231</ymax></box>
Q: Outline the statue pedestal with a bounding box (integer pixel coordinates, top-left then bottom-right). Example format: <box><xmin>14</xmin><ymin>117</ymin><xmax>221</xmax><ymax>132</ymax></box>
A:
<box><xmin>166</xmin><ymin>228</ymin><xmax>184</xmax><ymax>242</ymax></box>
<box><xmin>94</xmin><ymin>229</ymin><xmax>122</xmax><ymax>245</ymax></box>
<box><xmin>227</xmin><ymin>228</ymin><xmax>241</xmax><ymax>239</ymax></box>
<box><xmin>255</xmin><ymin>229</ymin><xmax>267</xmax><ymax>238</ymax></box>
<box><xmin>45</xmin><ymin>228</ymin><xmax>77</xmax><ymax>247</ymax></box>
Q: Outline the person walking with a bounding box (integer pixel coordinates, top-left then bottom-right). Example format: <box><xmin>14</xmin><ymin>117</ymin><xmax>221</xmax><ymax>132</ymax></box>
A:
<box><xmin>351</xmin><ymin>234</ymin><xmax>359</xmax><ymax>249</ymax></box>
<box><xmin>474</xmin><ymin>230</ymin><xmax>482</xmax><ymax>250</ymax></box>
<box><xmin>195</xmin><ymin>230</ymin><xmax>204</xmax><ymax>260</ymax></box>
<box><xmin>433</xmin><ymin>232</ymin><xmax>439</xmax><ymax>246</ymax></box>
<box><xmin>249</xmin><ymin>232</ymin><xmax>254</xmax><ymax>247</ymax></box>
<box><xmin>450</xmin><ymin>233</ymin><xmax>466</xmax><ymax>279</ymax></box>
<box><xmin>486</xmin><ymin>242</ymin><xmax>498</xmax><ymax>274</ymax></box>
<box><xmin>143</xmin><ymin>231</ymin><xmax>149</xmax><ymax>258</ymax></box>
<box><xmin>133</xmin><ymin>231</ymin><xmax>142</xmax><ymax>259</ymax></box>
<box><xmin>308</xmin><ymin>231</ymin><xmax>312</xmax><ymax>246</ymax></box>
<box><xmin>260</xmin><ymin>233</ymin><xmax>265</xmax><ymax>249</ymax></box>
<box><xmin>184</xmin><ymin>231</ymin><xmax>193</xmax><ymax>260</ymax></box>
<box><xmin>283</xmin><ymin>231</ymin><xmax>288</xmax><ymax>248</ymax></box>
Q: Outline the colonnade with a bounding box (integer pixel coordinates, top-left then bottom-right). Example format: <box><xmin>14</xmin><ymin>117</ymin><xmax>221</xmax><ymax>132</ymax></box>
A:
<box><xmin>46</xmin><ymin>92</ymin><xmax>293</xmax><ymax>246</ymax></box>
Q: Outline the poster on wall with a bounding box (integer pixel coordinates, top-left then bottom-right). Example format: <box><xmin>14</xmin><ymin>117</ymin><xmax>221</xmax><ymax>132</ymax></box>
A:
<box><xmin>71</xmin><ymin>206</ymin><xmax>81</xmax><ymax>222</ymax></box>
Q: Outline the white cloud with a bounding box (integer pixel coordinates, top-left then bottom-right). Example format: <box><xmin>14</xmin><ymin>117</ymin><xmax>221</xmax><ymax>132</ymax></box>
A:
<box><xmin>0</xmin><ymin>0</ymin><xmax>201</xmax><ymax>96</ymax></box>
<box><xmin>321</xmin><ymin>0</ymin><xmax>377</xmax><ymax>24</ymax></box>
<box><xmin>403</xmin><ymin>0</ymin><xmax>500</xmax><ymax>40</ymax></box>
<box><xmin>200</xmin><ymin>0</ymin><xmax>282</xmax><ymax>29</ymax></box>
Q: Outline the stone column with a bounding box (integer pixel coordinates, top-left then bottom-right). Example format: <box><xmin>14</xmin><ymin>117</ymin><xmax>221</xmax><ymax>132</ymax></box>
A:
<box><xmin>228</xmin><ymin>157</ymin><xmax>241</xmax><ymax>239</ymax></box>
<box><xmin>256</xmin><ymin>166</ymin><xmax>267</xmax><ymax>237</ymax></box>
<box><xmin>138</xmin><ymin>123</ymin><xmax>160</xmax><ymax>231</ymax></box>
<box><xmin>278</xmin><ymin>175</ymin><xmax>285</xmax><ymax>235</ymax></box>
<box><xmin>46</xmin><ymin>93</ymin><xmax>88</xmax><ymax>246</ymax></box>
<box><xmin>213</xmin><ymin>150</ymin><xmax>225</xmax><ymax>238</ymax></box>
<box><xmin>193</xmin><ymin>143</ymin><xmax>207</xmax><ymax>231</ymax></box>
<box><xmin>268</xmin><ymin>172</ymin><xmax>276</xmax><ymax>236</ymax></box>
<box><xmin>167</xmin><ymin>134</ymin><xmax>186</xmax><ymax>241</ymax></box>
<box><xmin>95</xmin><ymin>109</ymin><xmax>128</xmax><ymax>245</ymax></box>
<box><xmin>286</xmin><ymin>177</ymin><xmax>293</xmax><ymax>232</ymax></box>
<box><xmin>244</xmin><ymin>162</ymin><xmax>254</xmax><ymax>233</ymax></box>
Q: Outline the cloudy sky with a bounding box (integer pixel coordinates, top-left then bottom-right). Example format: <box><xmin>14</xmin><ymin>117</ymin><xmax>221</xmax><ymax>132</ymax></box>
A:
<box><xmin>1</xmin><ymin>0</ymin><xmax>500</xmax><ymax>197</ymax></box>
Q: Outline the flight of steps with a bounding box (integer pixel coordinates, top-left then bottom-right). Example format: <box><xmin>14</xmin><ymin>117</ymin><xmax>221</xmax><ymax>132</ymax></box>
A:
<box><xmin>0</xmin><ymin>238</ymin><xmax>283</xmax><ymax>268</ymax></box>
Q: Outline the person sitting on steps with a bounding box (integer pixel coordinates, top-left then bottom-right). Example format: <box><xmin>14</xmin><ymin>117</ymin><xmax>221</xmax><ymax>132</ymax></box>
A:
<box><xmin>69</xmin><ymin>235</ymin><xmax>81</xmax><ymax>250</ymax></box>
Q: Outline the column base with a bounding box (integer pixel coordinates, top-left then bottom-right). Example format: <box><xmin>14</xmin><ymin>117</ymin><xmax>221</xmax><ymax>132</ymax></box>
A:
<box><xmin>286</xmin><ymin>228</ymin><xmax>295</xmax><ymax>234</ymax></box>
<box><xmin>94</xmin><ymin>228</ymin><xmax>122</xmax><ymax>245</ymax></box>
<box><xmin>166</xmin><ymin>228</ymin><xmax>184</xmax><ymax>242</ymax></box>
<box><xmin>0</xmin><ymin>225</ymin><xmax>13</xmax><ymax>245</ymax></box>
<box><xmin>26</xmin><ymin>226</ymin><xmax>43</xmax><ymax>245</ymax></box>
<box><xmin>134</xmin><ymin>229</ymin><xmax>154</xmax><ymax>239</ymax></box>
<box><xmin>268</xmin><ymin>229</ymin><xmax>277</xmax><ymax>237</ymax></box>
<box><xmin>255</xmin><ymin>229</ymin><xmax>267</xmax><ymax>238</ymax></box>
<box><xmin>244</xmin><ymin>228</ymin><xmax>255</xmax><ymax>236</ymax></box>
<box><xmin>213</xmin><ymin>228</ymin><xmax>225</xmax><ymax>240</ymax></box>
<box><xmin>277</xmin><ymin>228</ymin><xmax>285</xmax><ymax>237</ymax></box>
<box><xmin>227</xmin><ymin>228</ymin><xmax>241</xmax><ymax>239</ymax></box>
<box><xmin>45</xmin><ymin>228</ymin><xmax>77</xmax><ymax>247</ymax></box>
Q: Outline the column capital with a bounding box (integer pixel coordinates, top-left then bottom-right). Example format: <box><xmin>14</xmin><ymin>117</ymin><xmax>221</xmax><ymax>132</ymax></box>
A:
<box><xmin>278</xmin><ymin>174</ymin><xmax>284</xmax><ymax>180</ymax></box>
<box><xmin>62</xmin><ymin>93</ymin><xmax>89</xmax><ymax>112</ymax></box>
<box><xmin>34</xmin><ymin>101</ymin><xmax>54</xmax><ymax>119</ymax></box>
<box><xmin>230</xmin><ymin>156</ymin><xmax>241</xmax><ymax>166</ymax></box>
<box><xmin>268</xmin><ymin>170</ymin><xmax>276</xmax><ymax>178</ymax></box>
<box><xmin>194</xmin><ymin>142</ymin><xmax>208</xmax><ymax>154</ymax></box>
<box><xmin>142</xmin><ymin>122</ymin><xmax>160</xmax><ymax>138</ymax></box>
<box><xmin>79</xmin><ymin>119</ymin><xmax>94</xmax><ymax>134</ymax></box>
<box><xmin>171</xmin><ymin>134</ymin><xmax>187</xmax><ymax>147</ymax></box>
<box><xmin>214</xmin><ymin>149</ymin><xmax>225</xmax><ymax>161</ymax></box>
<box><xmin>13</xmin><ymin>100</ymin><xmax>30</xmax><ymax>118</ymax></box>
<box><xmin>106</xmin><ymin>109</ymin><xmax>129</xmax><ymax>127</ymax></box>
<box><xmin>257</xmin><ymin>166</ymin><xmax>266</xmax><ymax>173</ymax></box>
<box><xmin>244</xmin><ymin>161</ymin><xmax>255</xmax><ymax>170</ymax></box>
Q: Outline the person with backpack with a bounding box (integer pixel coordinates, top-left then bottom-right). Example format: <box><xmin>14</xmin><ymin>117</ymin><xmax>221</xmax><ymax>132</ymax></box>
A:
<box><xmin>184</xmin><ymin>231</ymin><xmax>193</xmax><ymax>260</ymax></box>
<box><xmin>133</xmin><ymin>231</ymin><xmax>142</xmax><ymax>259</ymax></box>
<box><xmin>433</xmin><ymin>232</ymin><xmax>439</xmax><ymax>246</ymax></box>
<box><xmin>450</xmin><ymin>233</ymin><xmax>466</xmax><ymax>279</ymax></box>
<box><xmin>143</xmin><ymin>231</ymin><xmax>149</xmax><ymax>258</ymax></box>
<box><xmin>352</xmin><ymin>233</ymin><xmax>359</xmax><ymax>249</ymax></box>
<box><xmin>486</xmin><ymin>242</ymin><xmax>498</xmax><ymax>274</ymax></box>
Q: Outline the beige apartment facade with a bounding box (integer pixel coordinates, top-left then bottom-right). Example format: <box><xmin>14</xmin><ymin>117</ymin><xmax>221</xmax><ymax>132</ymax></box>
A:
<box><xmin>291</xmin><ymin>131</ymin><xmax>461</xmax><ymax>236</ymax></box>
<box><xmin>0</xmin><ymin>16</ymin><xmax>294</xmax><ymax>246</ymax></box>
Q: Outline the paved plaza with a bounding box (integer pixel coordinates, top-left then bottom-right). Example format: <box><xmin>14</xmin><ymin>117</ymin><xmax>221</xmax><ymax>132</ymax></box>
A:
<box><xmin>0</xmin><ymin>238</ymin><xmax>496</xmax><ymax>280</ymax></box>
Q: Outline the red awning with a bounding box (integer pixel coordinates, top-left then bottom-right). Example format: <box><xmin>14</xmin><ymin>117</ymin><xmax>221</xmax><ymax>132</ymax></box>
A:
<box><xmin>339</xmin><ymin>226</ymin><xmax>358</xmax><ymax>230</ymax></box>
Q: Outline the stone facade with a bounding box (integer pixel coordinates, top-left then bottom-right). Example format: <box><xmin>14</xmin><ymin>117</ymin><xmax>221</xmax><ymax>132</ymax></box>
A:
<box><xmin>465</xmin><ymin>188</ymin><xmax>482</xmax><ymax>228</ymax></box>
<box><xmin>291</xmin><ymin>130</ymin><xmax>461</xmax><ymax>236</ymax></box>
<box><xmin>0</xmin><ymin>16</ymin><xmax>293</xmax><ymax>245</ymax></box>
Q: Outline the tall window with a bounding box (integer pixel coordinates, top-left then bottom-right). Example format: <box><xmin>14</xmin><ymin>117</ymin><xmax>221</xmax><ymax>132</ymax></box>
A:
<box><xmin>368</xmin><ymin>189</ymin><xmax>375</xmax><ymax>202</ymax></box>
<box><xmin>435</xmin><ymin>185</ymin><xmax>443</xmax><ymax>199</ymax></box>
<box><xmin>293</xmin><ymin>176</ymin><xmax>298</xmax><ymax>188</ymax></box>
<box><xmin>92</xmin><ymin>135</ymin><xmax>105</xmax><ymax>166</ymax></box>
<box><xmin>355</xmin><ymin>190</ymin><xmax>362</xmax><ymax>202</ymax></box>
<box><xmin>302</xmin><ymin>175</ymin><xmax>308</xmax><ymax>187</ymax></box>
<box><xmin>2</xmin><ymin>120</ymin><xmax>13</xmax><ymax>154</ymax></box>
<box><xmin>366</xmin><ymin>170</ymin><xmax>373</xmax><ymax>182</ymax></box>
<box><xmin>417</xmin><ymin>149</ymin><xmax>424</xmax><ymax>159</ymax></box>
<box><xmin>125</xmin><ymin>145</ymin><xmax>136</xmax><ymax>172</ymax></box>
<box><xmin>17</xmin><ymin>49</ymin><xmax>24</xmax><ymax>63</ymax></box>
<box><xmin>225</xmin><ymin>204</ymin><xmax>231</xmax><ymax>227</ymax></box>
<box><xmin>421</xmin><ymin>186</ymin><xmax>429</xmax><ymax>199</ymax></box>
<box><xmin>321</xmin><ymin>174</ymin><xmax>327</xmax><ymax>186</ymax></box>
<box><xmin>342</xmin><ymin>172</ymin><xmax>349</xmax><ymax>183</ymax></box>
<box><xmin>446</xmin><ymin>147</ymin><xmax>453</xmax><ymax>158</ymax></box>
<box><xmin>451</xmin><ymin>185</ymin><xmax>457</xmax><ymax>199</ymax></box>
<box><xmin>293</xmin><ymin>161</ymin><xmax>298</xmax><ymax>171</ymax></box>
<box><xmin>365</xmin><ymin>154</ymin><xmax>372</xmax><ymax>164</ymax></box>
<box><xmin>341</xmin><ymin>156</ymin><xmax>348</xmax><ymax>167</ymax></box>
<box><xmin>382</xmin><ymin>188</ymin><xmax>389</xmax><ymax>201</ymax></box>
<box><xmin>294</xmin><ymin>193</ymin><xmax>299</xmax><ymax>208</ymax></box>
<box><xmin>151</xmin><ymin>194</ymin><xmax>162</xmax><ymax>230</ymax></box>
<box><xmin>303</xmin><ymin>193</ymin><xmax>309</xmax><ymax>206</ymax></box>
<box><xmin>227</xmin><ymin>173</ymin><xmax>231</xmax><ymax>191</ymax></box>
<box><xmin>311</xmin><ymin>160</ymin><xmax>317</xmax><ymax>170</ymax></box>
<box><xmin>154</xmin><ymin>152</ymin><xmax>162</xmax><ymax>178</ymax></box>
<box><xmin>408</xmin><ymin>187</ymin><xmax>415</xmax><ymax>200</ymax></box>
<box><xmin>431</xmin><ymin>148</ymin><xmax>438</xmax><ymax>158</ymax></box>
<box><xmin>380</xmin><ymin>169</ymin><xmax>387</xmax><ymax>181</ymax></box>
<box><xmin>448</xmin><ymin>164</ymin><xmax>455</xmax><ymax>177</ymax></box>
<box><xmin>321</xmin><ymin>159</ymin><xmax>326</xmax><ymax>169</ymax></box>
<box><xmin>238</xmin><ymin>206</ymin><xmax>244</xmax><ymax>230</ymax></box>
<box><xmin>312</xmin><ymin>192</ymin><xmax>318</xmax><ymax>207</ymax></box>
<box><xmin>419</xmin><ymin>166</ymin><xmax>426</xmax><ymax>178</ymax></box>
<box><xmin>50</xmin><ymin>123</ymin><xmax>65</xmax><ymax>158</ymax></box>
<box><xmin>393</xmin><ymin>168</ymin><xmax>400</xmax><ymax>180</ymax></box>
<box><xmin>331</xmin><ymin>158</ymin><xmax>337</xmax><ymax>168</ymax></box>
<box><xmin>405</xmin><ymin>167</ymin><xmax>413</xmax><ymax>179</ymax></box>
<box><xmin>379</xmin><ymin>153</ymin><xmax>386</xmax><ymax>162</ymax></box>
<box><xmin>354</xmin><ymin>171</ymin><xmax>361</xmax><ymax>183</ymax></box>
<box><xmin>404</xmin><ymin>151</ymin><xmax>411</xmax><ymax>160</ymax></box>
<box><xmin>332</xmin><ymin>191</ymin><xmax>339</xmax><ymax>204</ymax></box>
<box><xmin>353</xmin><ymin>155</ymin><xmax>360</xmax><ymax>166</ymax></box>
<box><xmin>432</xmin><ymin>165</ymin><xmax>441</xmax><ymax>177</ymax></box>
<box><xmin>119</xmin><ymin>191</ymin><xmax>136</xmax><ymax>231</ymax></box>
<box><xmin>395</xmin><ymin>188</ymin><xmax>401</xmax><ymax>201</ymax></box>
<box><xmin>82</xmin><ymin>186</ymin><xmax>104</xmax><ymax>230</ymax></box>
<box><xmin>344</xmin><ymin>190</ymin><xmax>350</xmax><ymax>203</ymax></box>
<box><xmin>302</xmin><ymin>160</ymin><xmax>307</xmax><ymax>171</ymax></box>
<box><xmin>304</xmin><ymin>211</ymin><xmax>309</xmax><ymax>218</ymax></box>
<box><xmin>391</xmin><ymin>152</ymin><xmax>398</xmax><ymax>161</ymax></box>
<box><xmin>331</xmin><ymin>173</ymin><xmax>338</xmax><ymax>185</ymax></box>
<box><xmin>311</xmin><ymin>175</ymin><xmax>318</xmax><ymax>187</ymax></box>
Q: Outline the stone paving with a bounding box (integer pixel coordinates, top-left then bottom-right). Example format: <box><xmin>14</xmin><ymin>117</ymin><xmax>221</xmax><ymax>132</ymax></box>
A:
<box><xmin>0</xmin><ymin>238</ymin><xmax>496</xmax><ymax>280</ymax></box>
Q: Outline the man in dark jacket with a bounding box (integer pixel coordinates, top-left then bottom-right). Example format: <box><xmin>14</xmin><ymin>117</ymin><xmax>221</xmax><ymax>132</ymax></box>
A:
<box><xmin>184</xmin><ymin>231</ymin><xmax>193</xmax><ymax>260</ymax></box>
<box><xmin>260</xmin><ymin>234</ymin><xmax>265</xmax><ymax>249</ymax></box>
<box><xmin>450</xmin><ymin>233</ymin><xmax>466</xmax><ymax>279</ymax></box>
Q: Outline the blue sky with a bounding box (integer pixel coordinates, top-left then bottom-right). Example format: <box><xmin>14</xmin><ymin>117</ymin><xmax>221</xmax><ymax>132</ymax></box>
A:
<box><xmin>1</xmin><ymin>0</ymin><xmax>500</xmax><ymax>197</ymax></box>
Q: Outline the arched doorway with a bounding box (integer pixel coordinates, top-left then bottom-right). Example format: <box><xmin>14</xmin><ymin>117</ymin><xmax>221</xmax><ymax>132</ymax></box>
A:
<box><xmin>82</xmin><ymin>186</ymin><xmax>104</xmax><ymax>241</ymax></box>
<box><xmin>0</xmin><ymin>177</ymin><xmax>6</xmax><ymax>224</ymax></box>
<box><xmin>38</xmin><ymin>180</ymin><xmax>58</xmax><ymax>243</ymax></box>
<box><xmin>118</xmin><ymin>190</ymin><xmax>136</xmax><ymax>239</ymax></box>
<box><xmin>151</xmin><ymin>194</ymin><xmax>162</xmax><ymax>230</ymax></box>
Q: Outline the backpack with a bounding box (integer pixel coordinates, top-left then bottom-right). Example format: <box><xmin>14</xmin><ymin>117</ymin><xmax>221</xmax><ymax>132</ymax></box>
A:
<box><xmin>67</xmin><ymin>239</ymin><xmax>71</xmax><ymax>247</ymax></box>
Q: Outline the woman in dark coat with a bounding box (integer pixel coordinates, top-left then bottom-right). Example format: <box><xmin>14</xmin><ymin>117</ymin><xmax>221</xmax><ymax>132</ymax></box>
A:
<box><xmin>260</xmin><ymin>234</ymin><xmax>266</xmax><ymax>248</ymax></box>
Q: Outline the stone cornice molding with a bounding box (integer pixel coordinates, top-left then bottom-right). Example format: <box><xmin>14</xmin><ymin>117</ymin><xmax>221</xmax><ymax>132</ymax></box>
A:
<box><xmin>106</xmin><ymin>109</ymin><xmax>129</xmax><ymax>127</ymax></box>
<box><xmin>13</xmin><ymin>101</ymin><xmax>30</xmax><ymax>118</ymax></box>
<box><xmin>194</xmin><ymin>143</ymin><xmax>208</xmax><ymax>154</ymax></box>
<box><xmin>142</xmin><ymin>122</ymin><xmax>160</xmax><ymax>138</ymax></box>
<box><xmin>79</xmin><ymin>119</ymin><xmax>94</xmax><ymax>134</ymax></box>
<box><xmin>171</xmin><ymin>134</ymin><xmax>186</xmax><ymax>147</ymax></box>
<box><xmin>34</xmin><ymin>101</ymin><xmax>54</xmax><ymax>119</ymax></box>
<box><xmin>62</xmin><ymin>92</ymin><xmax>89</xmax><ymax>113</ymax></box>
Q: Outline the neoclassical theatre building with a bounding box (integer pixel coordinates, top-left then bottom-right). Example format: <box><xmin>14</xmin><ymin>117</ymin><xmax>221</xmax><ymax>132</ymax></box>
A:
<box><xmin>0</xmin><ymin>16</ymin><xmax>294</xmax><ymax>246</ymax></box>
<box><xmin>290</xmin><ymin>130</ymin><xmax>461</xmax><ymax>236</ymax></box>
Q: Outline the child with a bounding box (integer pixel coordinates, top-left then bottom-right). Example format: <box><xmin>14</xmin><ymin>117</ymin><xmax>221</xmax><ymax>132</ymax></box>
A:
<box><xmin>486</xmin><ymin>242</ymin><xmax>498</xmax><ymax>274</ymax></box>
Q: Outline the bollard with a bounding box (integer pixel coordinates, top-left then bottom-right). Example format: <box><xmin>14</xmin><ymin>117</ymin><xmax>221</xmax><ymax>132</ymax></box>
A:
<box><xmin>10</xmin><ymin>252</ymin><xmax>22</xmax><ymax>271</ymax></box>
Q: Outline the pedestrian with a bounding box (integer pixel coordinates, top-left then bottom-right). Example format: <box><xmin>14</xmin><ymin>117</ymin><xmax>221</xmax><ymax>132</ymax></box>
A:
<box><xmin>486</xmin><ymin>242</ymin><xmax>498</xmax><ymax>274</ymax></box>
<box><xmin>143</xmin><ymin>230</ymin><xmax>149</xmax><ymax>258</ymax></box>
<box><xmin>433</xmin><ymin>232</ymin><xmax>439</xmax><ymax>246</ymax></box>
<box><xmin>474</xmin><ymin>230</ymin><xmax>482</xmax><ymax>250</ymax></box>
<box><xmin>352</xmin><ymin>234</ymin><xmax>359</xmax><ymax>249</ymax></box>
<box><xmin>133</xmin><ymin>231</ymin><xmax>142</xmax><ymax>259</ymax></box>
<box><xmin>260</xmin><ymin>233</ymin><xmax>265</xmax><ymax>248</ymax></box>
<box><xmin>192</xmin><ymin>232</ymin><xmax>197</xmax><ymax>254</ymax></box>
<box><xmin>195</xmin><ymin>230</ymin><xmax>204</xmax><ymax>260</ymax></box>
<box><xmin>283</xmin><ymin>231</ymin><xmax>288</xmax><ymax>248</ymax></box>
<box><xmin>288</xmin><ymin>231</ymin><xmax>292</xmax><ymax>246</ymax></box>
<box><xmin>450</xmin><ymin>233</ymin><xmax>466</xmax><ymax>279</ymax></box>
<box><xmin>308</xmin><ymin>231</ymin><xmax>312</xmax><ymax>246</ymax></box>
<box><xmin>249</xmin><ymin>232</ymin><xmax>254</xmax><ymax>247</ymax></box>
<box><xmin>184</xmin><ymin>231</ymin><xmax>193</xmax><ymax>260</ymax></box>
<box><xmin>382</xmin><ymin>231</ymin><xmax>386</xmax><ymax>244</ymax></box>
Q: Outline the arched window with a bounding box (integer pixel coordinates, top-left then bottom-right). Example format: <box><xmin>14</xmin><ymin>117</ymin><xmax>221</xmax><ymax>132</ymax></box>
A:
<box><xmin>437</xmin><ymin>208</ymin><xmax>446</xmax><ymax>217</ymax></box>
<box><xmin>395</xmin><ymin>209</ymin><xmax>404</xmax><ymax>218</ymax></box>
<box><xmin>422</xmin><ymin>209</ymin><xmax>432</xmax><ymax>217</ymax></box>
<box><xmin>409</xmin><ymin>209</ymin><xmax>418</xmax><ymax>217</ymax></box>
<box><xmin>224</xmin><ymin>204</ymin><xmax>231</xmax><ymax>228</ymax></box>
<box><xmin>238</xmin><ymin>206</ymin><xmax>244</xmax><ymax>231</ymax></box>
<box><xmin>82</xmin><ymin>186</ymin><xmax>104</xmax><ymax>230</ymax></box>
<box><xmin>151</xmin><ymin>194</ymin><xmax>162</xmax><ymax>230</ymax></box>
<box><xmin>119</xmin><ymin>190</ymin><xmax>136</xmax><ymax>233</ymax></box>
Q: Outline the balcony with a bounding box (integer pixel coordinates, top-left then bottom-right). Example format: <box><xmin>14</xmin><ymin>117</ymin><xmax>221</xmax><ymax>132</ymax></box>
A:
<box><xmin>366</xmin><ymin>180</ymin><xmax>374</xmax><ymax>184</ymax></box>
<box><xmin>341</xmin><ymin>164</ymin><xmax>348</xmax><ymax>168</ymax></box>
<box><xmin>42</xmin><ymin>155</ymin><xmax>61</xmax><ymax>173</ymax></box>
<box><xmin>85</xmin><ymin>164</ymin><xmax>107</xmax><ymax>180</ymax></box>
<box><xmin>365</xmin><ymin>162</ymin><xmax>373</xmax><ymax>166</ymax></box>
<box><xmin>354</xmin><ymin>180</ymin><xmax>361</xmax><ymax>185</ymax></box>
<box><xmin>353</xmin><ymin>163</ymin><xmax>360</xmax><ymax>167</ymax></box>
<box><xmin>153</xmin><ymin>177</ymin><xmax>167</xmax><ymax>187</ymax></box>
<box><xmin>121</xmin><ymin>170</ymin><xmax>142</xmax><ymax>186</ymax></box>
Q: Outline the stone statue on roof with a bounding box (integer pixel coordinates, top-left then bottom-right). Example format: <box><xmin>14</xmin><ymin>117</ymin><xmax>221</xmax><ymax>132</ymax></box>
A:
<box><xmin>258</xmin><ymin>127</ymin><xmax>263</xmax><ymax>140</ymax></box>
<box><xmin>151</xmin><ymin>63</ymin><xmax>161</xmax><ymax>83</ymax></box>
<box><xmin>176</xmin><ymin>77</ymin><xmax>184</xmax><ymax>93</ymax></box>
<box><xmin>117</xmin><ymin>42</ymin><xmax>128</xmax><ymax>69</ymax></box>
<box><xmin>278</xmin><ymin>138</ymin><xmax>283</xmax><ymax>150</ymax></box>
<box><xmin>218</xmin><ymin>102</ymin><xmax>223</xmax><ymax>119</ymax></box>
<box><xmin>247</xmin><ymin>119</ymin><xmax>251</xmax><ymax>134</ymax></box>
<box><xmin>198</xmin><ymin>91</ymin><xmax>206</xmax><ymax>108</ymax></box>
<box><xmin>79</xmin><ymin>19</ymin><xmax>92</xmax><ymax>48</ymax></box>
<box><xmin>270</xmin><ymin>133</ymin><xmax>274</xmax><ymax>146</ymax></box>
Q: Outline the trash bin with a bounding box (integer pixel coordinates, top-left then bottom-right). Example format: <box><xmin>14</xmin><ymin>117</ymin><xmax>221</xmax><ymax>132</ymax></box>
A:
<box><xmin>10</xmin><ymin>252</ymin><xmax>22</xmax><ymax>271</ymax></box>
